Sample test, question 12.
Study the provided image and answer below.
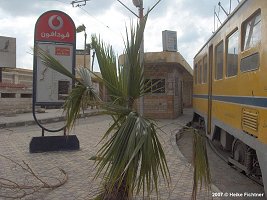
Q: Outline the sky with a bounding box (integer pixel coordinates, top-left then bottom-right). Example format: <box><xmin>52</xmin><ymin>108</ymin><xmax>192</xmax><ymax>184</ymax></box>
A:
<box><xmin>0</xmin><ymin>0</ymin><xmax>240</xmax><ymax>71</ymax></box>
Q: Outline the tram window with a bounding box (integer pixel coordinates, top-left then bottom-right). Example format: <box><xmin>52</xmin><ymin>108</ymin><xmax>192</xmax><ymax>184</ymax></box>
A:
<box><xmin>203</xmin><ymin>56</ymin><xmax>207</xmax><ymax>83</ymax></box>
<box><xmin>194</xmin><ymin>64</ymin><xmax>198</xmax><ymax>84</ymax></box>
<box><xmin>226</xmin><ymin>30</ymin><xmax>238</xmax><ymax>77</ymax></box>
<box><xmin>215</xmin><ymin>41</ymin><xmax>224</xmax><ymax>80</ymax></box>
<box><xmin>198</xmin><ymin>60</ymin><xmax>202</xmax><ymax>84</ymax></box>
<box><xmin>242</xmin><ymin>11</ymin><xmax>261</xmax><ymax>51</ymax></box>
<box><xmin>240</xmin><ymin>53</ymin><xmax>259</xmax><ymax>72</ymax></box>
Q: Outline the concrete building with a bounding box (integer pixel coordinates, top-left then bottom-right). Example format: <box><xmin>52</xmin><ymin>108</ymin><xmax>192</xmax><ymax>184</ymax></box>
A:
<box><xmin>75</xmin><ymin>49</ymin><xmax>90</xmax><ymax>68</ymax></box>
<box><xmin>0</xmin><ymin>36</ymin><xmax>16</xmax><ymax>69</ymax></box>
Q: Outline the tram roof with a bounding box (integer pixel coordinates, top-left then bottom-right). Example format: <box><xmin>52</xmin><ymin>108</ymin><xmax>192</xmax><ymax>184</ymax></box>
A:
<box><xmin>194</xmin><ymin>0</ymin><xmax>247</xmax><ymax>59</ymax></box>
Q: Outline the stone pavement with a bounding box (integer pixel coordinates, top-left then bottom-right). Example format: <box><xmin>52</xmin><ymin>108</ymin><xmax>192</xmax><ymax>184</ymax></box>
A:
<box><xmin>0</xmin><ymin>109</ymin><xmax>221</xmax><ymax>199</ymax></box>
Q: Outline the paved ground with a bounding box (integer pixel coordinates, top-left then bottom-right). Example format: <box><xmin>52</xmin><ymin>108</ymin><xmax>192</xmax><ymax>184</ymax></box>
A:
<box><xmin>0</xmin><ymin>109</ymin><xmax>220</xmax><ymax>200</ymax></box>
<box><xmin>176</xmin><ymin>128</ymin><xmax>266</xmax><ymax>200</ymax></box>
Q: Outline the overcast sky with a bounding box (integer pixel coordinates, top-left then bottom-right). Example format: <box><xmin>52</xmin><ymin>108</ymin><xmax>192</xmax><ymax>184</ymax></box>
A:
<box><xmin>0</xmin><ymin>0</ymin><xmax>239</xmax><ymax>70</ymax></box>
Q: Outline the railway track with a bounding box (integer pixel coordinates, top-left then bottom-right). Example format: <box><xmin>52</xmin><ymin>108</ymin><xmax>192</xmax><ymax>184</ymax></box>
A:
<box><xmin>206</xmin><ymin>134</ymin><xmax>264</xmax><ymax>187</ymax></box>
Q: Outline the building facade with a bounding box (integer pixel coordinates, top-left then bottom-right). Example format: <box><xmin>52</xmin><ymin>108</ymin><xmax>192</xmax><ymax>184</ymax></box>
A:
<box><xmin>120</xmin><ymin>51</ymin><xmax>193</xmax><ymax>119</ymax></box>
<box><xmin>0</xmin><ymin>68</ymin><xmax>32</xmax><ymax>114</ymax></box>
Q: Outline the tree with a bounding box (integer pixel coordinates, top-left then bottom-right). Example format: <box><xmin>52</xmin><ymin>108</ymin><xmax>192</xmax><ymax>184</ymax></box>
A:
<box><xmin>37</xmin><ymin>14</ymin><xmax>210</xmax><ymax>200</ymax></box>
<box><xmin>37</xmin><ymin>16</ymin><xmax>170</xmax><ymax>199</ymax></box>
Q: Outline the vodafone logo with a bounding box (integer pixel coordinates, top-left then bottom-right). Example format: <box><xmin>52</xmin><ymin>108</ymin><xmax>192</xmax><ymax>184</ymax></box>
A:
<box><xmin>48</xmin><ymin>15</ymin><xmax>64</xmax><ymax>30</ymax></box>
<box><xmin>36</xmin><ymin>10</ymin><xmax>75</xmax><ymax>42</ymax></box>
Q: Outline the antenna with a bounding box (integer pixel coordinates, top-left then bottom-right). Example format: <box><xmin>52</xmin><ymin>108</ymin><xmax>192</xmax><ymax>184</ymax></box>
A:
<box><xmin>71</xmin><ymin>0</ymin><xmax>90</xmax><ymax>7</ymax></box>
<box><xmin>213</xmin><ymin>0</ymin><xmax>241</xmax><ymax>33</ymax></box>
<box><xmin>214</xmin><ymin>10</ymin><xmax>222</xmax><ymax>26</ymax></box>
<box><xmin>218</xmin><ymin>2</ymin><xmax>229</xmax><ymax>16</ymax></box>
<box><xmin>229</xmin><ymin>0</ymin><xmax>232</xmax><ymax>14</ymax></box>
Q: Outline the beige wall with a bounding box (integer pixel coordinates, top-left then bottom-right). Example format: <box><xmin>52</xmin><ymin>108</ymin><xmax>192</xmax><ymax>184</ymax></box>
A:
<box><xmin>0</xmin><ymin>68</ymin><xmax>32</xmax><ymax>114</ymax></box>
<box><xmin>76</xmin><ymin>54</ymin><xmax>90</xmax><ymax>69</ymax></box>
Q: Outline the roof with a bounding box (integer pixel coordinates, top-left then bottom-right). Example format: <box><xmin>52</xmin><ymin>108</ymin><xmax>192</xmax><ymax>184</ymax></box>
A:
<box><xmin>144</xmin><ymin>51</ymin><xmax>193</xmax><ymax>76</ymax></box>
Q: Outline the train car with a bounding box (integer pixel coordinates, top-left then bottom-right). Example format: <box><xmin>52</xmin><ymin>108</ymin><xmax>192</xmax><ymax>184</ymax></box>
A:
<box><xmin>193</xmin><ymin>0</ymin><xmax>267</xmax><ymax>195</ymax></box>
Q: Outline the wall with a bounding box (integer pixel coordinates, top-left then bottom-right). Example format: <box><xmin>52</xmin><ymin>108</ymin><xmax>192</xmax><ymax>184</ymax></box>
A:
<box><xmin>140</xmin><ymin>64</ymin><xmax>184</xmax><ymax>119</ymax></box>
<box><xmin>120</xmin><ymin>51</ymin><xmax>193</xmax><ymax>119</ymax></box>
<box><xmin>0</xmin><ymin>68</ymin><xmax>32</xmax><ymax>115</ymax></box>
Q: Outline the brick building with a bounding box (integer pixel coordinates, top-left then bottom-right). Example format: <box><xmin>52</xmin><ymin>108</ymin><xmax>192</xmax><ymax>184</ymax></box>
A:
<box><xmin>120</xmin><ymin>51</ymin><xmax>193</xmax><ymax>119</ymax></box>
<box><xmin>0</xmin><ymin>68</ymin><xmax>32</xmax><ymax>114</ymax></box>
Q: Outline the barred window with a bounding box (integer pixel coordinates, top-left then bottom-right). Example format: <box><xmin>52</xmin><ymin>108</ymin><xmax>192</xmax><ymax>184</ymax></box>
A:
<box><xmin>145</xmin><ymin>79</ymin><xmax>165</xmax><ymax>94</ymax></box>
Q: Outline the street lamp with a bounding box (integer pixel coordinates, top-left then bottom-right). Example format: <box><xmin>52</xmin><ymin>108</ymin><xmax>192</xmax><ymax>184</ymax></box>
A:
<box><xmin>132</xmin><ymin>0</ymin><xmax>142</xmax><ymax>8</ymax></box>
<box><xmin>76</xmin><ymin>24</ymin><xmax>87</xmax><ymax>68</ymax></box>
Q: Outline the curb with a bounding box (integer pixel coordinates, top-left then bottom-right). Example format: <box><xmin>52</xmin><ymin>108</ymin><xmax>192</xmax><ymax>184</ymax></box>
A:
<box><xmin>0</xmin><ymin>110</ymin><xmax>103</xmax><ymax>129</ymax></box>
<box><xmin>172</xmin><ymin>124</ymin><xmax>222</xmax><ymax>194</ymax></box>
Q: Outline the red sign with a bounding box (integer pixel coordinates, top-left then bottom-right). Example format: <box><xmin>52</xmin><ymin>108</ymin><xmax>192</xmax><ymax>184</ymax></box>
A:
<box><xmin>55</xmin><ymin>47</ymin><xmax>70</xmax><ymax>56</ymax></box>
<box><xmin>35</xmin><ymin>11</ymin><xmax>75</xmax><ymax>43</ymax></box>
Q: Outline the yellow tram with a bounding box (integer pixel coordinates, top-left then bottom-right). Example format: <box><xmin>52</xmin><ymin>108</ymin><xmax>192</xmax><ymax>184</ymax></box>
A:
<box><xmin>193</xmin><ymin>0</ymin><xmax>267</xmax><ymax>195</ymax></box>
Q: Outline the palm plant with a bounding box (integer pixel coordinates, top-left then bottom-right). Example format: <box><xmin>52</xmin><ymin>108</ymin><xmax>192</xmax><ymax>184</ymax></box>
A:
<box><xmin>37</xmin><ymin>16</ymin><xmax>170</xmax><ymax>199</ymax></box>
<box><xmin>37</xmin><ymin>14</ymin><xmax>211</xmax><ymax>200</ymax></box>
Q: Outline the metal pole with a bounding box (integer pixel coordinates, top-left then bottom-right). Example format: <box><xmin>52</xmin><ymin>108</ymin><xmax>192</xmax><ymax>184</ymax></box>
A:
<box><xmin>139</xmin><ymin>2</ymin><xmax>144</xmax><ymax>116</ymax></box>
<box><xmin>84</xmin><ymin>31</ymin><xmax>87</xmax><ymax>68</ymax></box>
<box><xmin>0</xmin><ymin>67</ymin><xmax>2</xmax><ymax>82</ymax></box>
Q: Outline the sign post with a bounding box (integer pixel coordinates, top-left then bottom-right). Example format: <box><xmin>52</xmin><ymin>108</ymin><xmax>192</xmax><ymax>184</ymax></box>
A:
<box><xmin>30</xmin><ymin>10</ymin><xmax>79</xmax><ymax>153</ymax></box>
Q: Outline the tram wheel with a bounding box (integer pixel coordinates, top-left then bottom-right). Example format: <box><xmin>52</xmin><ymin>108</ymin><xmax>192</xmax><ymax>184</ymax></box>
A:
<box><xmin>233</xmin><ymin>140</ymin><xmax>247</xmax><ymax>172</ymax></box>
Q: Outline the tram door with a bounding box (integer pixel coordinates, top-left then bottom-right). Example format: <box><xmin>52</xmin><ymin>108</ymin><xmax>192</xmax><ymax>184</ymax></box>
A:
<box><xmin>207</xmin><ymin>45</ymin><xmax>213</xmax><ymax>135</ymax></box>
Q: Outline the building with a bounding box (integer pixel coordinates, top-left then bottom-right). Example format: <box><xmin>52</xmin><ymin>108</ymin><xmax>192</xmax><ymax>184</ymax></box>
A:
<box><xmin>0</xmin><ymin>68</ymin><xmax>32</xmax><ymax>114</ymax></box>
<box><xmin>119</xmin><ymin>51</ymin><xmax>193</xmax><ymax>119</ymax></box>
<box><xmin>142</xmin><ymin>51</ymin><xmax>193</xmax><ymax>119</ymax></box>
<box><xmin>0</xmin><ymin>36</ymin><xmax>16</xmax><ymax>69</ymax></box>
<box><xmin>75</xmin><ymin>49</ymin><xmax>90</xmax><ymax>68</ymax></box>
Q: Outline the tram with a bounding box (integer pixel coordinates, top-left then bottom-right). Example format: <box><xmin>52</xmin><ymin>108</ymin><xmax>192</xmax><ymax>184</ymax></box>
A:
<box><xmin>193</xmin><ymin>0</ymin><xmax>267</xmax><ymax>195</ymax></box>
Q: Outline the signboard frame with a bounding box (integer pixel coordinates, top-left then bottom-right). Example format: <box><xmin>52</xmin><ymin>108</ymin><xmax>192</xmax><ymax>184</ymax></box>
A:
<box><xmin>32</xmin><ymin>10</ymin><xmax>76</xmax><ymax>133</ymax></box>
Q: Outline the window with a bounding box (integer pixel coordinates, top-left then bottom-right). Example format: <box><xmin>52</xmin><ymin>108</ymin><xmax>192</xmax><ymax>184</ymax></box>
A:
<box><xmin>194</xmin><ymin>64</ymin><xmax>198</xmax><ymax>84</ymax></box>
<box><xmin>21</xmin><ymin>93</ymin><xmax>32</xmax><ymax>98</ymax></box>
<box><xmin>144</xmin><ymin>79</ymin><xmax>152</xmax><ymax>93</ymax></box>
<box><xmin>215</xmin><ymin>41</ymin><xmax>224</xmax><ymax>80</ymax></box>
<box><xmin>243</xmin><ymin>11</ymin><xmax>261</xmax><ymax>51</ymax></box>
<box><xmin>240</xmin><ymin>53</ymin><xmax>259</xmax><ymax>72</ymax></box>
<box><xmin>1</xmin><ymin>93</ymin><xmax>16</xmax><ymax>98</ymax></box>
<box><xmin>203</xmin><ymin>56</ymin><xmax>207</xmax><ymax>83</ymax></box>
<box><xmin>58</xmin><ymin>81</ymin><xmax>70</xmax><ymax>100</ymax></box>
<box><xmin>226</xmin><ymin>30</ymin><xmax>239</xmax><ymax>77</ymax></box>
<box><xmin>152</xmin><ymin>79</ymin><xmax>165</xmax><ymax>93</ymax></box>
<box><xmin>198</xmin><ymin>60</ymin><xmax>202</xmax><ymax>84</ymax></box>
<box><xmin>145</xmin><ymin>79</ymin><xmax>165</xmax><ymax>94</ymax></box>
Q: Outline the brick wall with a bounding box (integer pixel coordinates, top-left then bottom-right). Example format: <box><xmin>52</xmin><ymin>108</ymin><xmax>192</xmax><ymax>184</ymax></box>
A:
<box><xmin>0</xmin><ymin>68</ymin><xmax>32</xmax><ymax>115</ymax></box>
<box><xmin>137</xmin><ymin>64</ymin><xmax>185</xmax><ymax>119</ymax></box>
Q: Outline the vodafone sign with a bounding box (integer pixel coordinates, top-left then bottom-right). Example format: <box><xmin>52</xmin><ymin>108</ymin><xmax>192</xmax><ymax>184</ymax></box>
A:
<box><xmin>33</xmin><ymin>10</ymin><xmax>76</xmax><ymax>107</ymax></box>
<box><xmin>35</xmin><ymin>11</ymin><xmax>75</xmax><ymax>43</ymax></box>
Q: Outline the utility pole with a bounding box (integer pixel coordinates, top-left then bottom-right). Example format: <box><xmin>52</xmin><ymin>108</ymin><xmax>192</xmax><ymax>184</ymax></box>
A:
<box><xmin>132</xmin><ymin>0</ymin><xmax>144</xmax><ymax>116</ymax></box>
<box><xmin>117</xmin><ymin>0</ymin><xmax>162</xmax><ymax>116</ymax></box>
<box><xmin>76</xmin><ymin>24</ymin><xmax>87</xmax><ymax>68</ymax></box>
